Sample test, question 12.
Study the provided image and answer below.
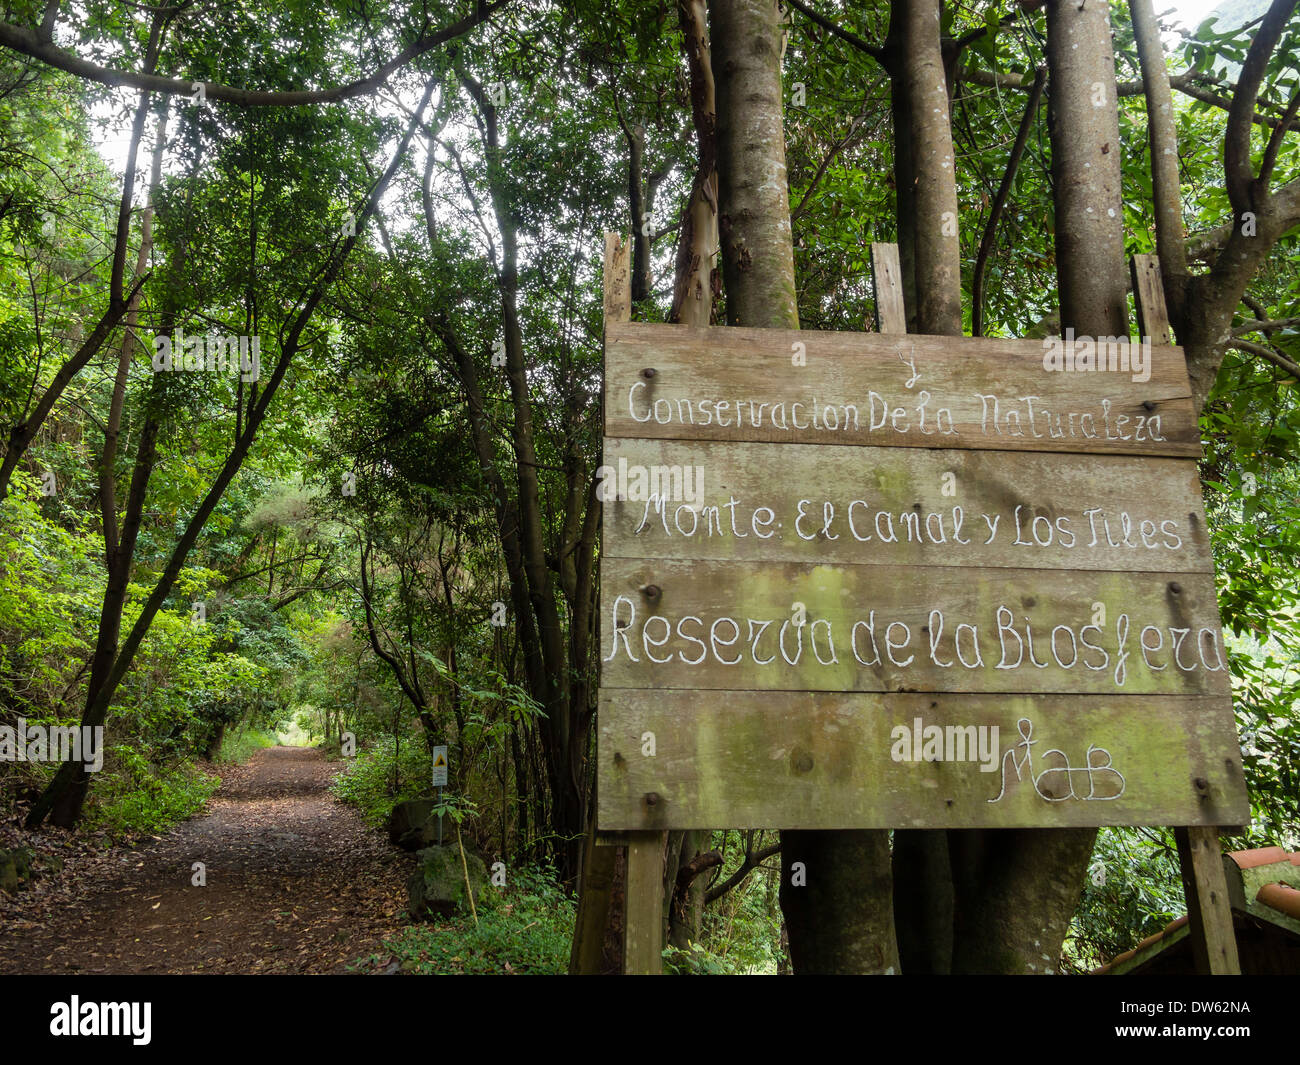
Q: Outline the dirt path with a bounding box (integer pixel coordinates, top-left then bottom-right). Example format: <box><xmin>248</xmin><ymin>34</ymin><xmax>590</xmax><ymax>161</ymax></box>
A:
<box><xmin>0</xmin><ymin>747</ymin><xmax>413</xmax><ymax>974</ymax></box>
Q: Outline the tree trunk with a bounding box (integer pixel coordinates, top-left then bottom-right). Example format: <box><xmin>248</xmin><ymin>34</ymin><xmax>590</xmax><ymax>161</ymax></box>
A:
<box><xmin>664</xmin><ymin>0</ymin><xmax>720</xmax><ymax>955</ymax></box>
<box><xmin>665</xmin><ymin>829</ymin><xmax>711</xmax><ymax>948</ymax></box>
<box><xmin>669</xmin><ymin>0</ymin><xmax>719</xmax><ymax>326</ymax></box>
<box><xmin>461</xmin><ymin>71</ymin><xmax>588</xmax><ymax>879</ymax></box>
<box><xmin>1045</xmin><ymin>0</ymin><xmax>1128</xmax><ymax>340</ymax></box>
<box><xmin>709</xmin><ymin>0</ymin><xmax>899</xmax><ymax>974</ymax></box>
<box><xmin>48</xmin><ymin>416</ymin><xmax>160</xmax><ymax>826</ymax></box>
<box><xmin>710</xmin><ymin>0</ymin><xmax>797</xmax><ymax>331</ymax></box>
<box><xmin>1129</xmin><ymin>0</ymin><xmax>1186</xmax><ymax>328</ymax></box>
<box><xmin>892</xmin><ymin>0</ymin><xmax>962</xmax><ymax>336</ymax></box>
<box><xmin>885</xmin><ymin>0</ymin><xmax>963</xmax><ymax>976</ymax></box>
<box><xmin>947</xmin><ymin>0</ymin><xmax>1127</xmax><ymax>973</ymax></box>
<box><xmin>621</xmin><ymin>118</ymin><xmax>652</xmax><ymax>304</ymax></box>
<box><xmin>205</xmin><ymin>722</ymin><xmax>226</xmax><ymax>761</ymax></box>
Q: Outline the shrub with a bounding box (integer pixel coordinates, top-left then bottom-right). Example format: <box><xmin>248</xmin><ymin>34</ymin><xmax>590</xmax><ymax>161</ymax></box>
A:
<box><xmin>331</xmin><ymin>733</ymin><xmax>430</xmax><ymax>826</ymax></box>
<box><xmin>215</xmin><ymin>727</ymin><xmax>277</xmax><ymax>764</ymax></box>
<box><xmin>84</xmin><ymin>755</ymin><xmax>220</xmax><ymax>838</ymax></box>
<box><xmin>358</xmin><ymin>863</ymin><xmax>575</xmax><ymax>975</ymax></box>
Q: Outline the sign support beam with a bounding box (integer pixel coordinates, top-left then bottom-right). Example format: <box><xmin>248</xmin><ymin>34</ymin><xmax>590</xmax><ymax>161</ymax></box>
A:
<box><xmin>1133</xmin><ymin>252</ymin><xmax>1241</xmax><ymax>975</ymax></box>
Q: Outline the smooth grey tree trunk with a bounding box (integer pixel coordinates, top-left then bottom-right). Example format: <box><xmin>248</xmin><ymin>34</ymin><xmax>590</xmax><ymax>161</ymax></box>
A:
<box><xmin>709</xmin><ymin>0</ymin><xmax>899</xmax><ymax>974</ymax></box>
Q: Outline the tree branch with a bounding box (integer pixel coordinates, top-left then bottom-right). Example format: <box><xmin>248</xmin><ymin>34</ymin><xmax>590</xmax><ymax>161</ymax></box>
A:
<box><xmin>0</xmin><ymin>1</ymin><xmax>509</xmax><ymax>106</ymax></box>
<box><xmin>1227</xmin><ymin>339</ymin><xmax>1300</xmax><ymax>380</ymax></box>
<box><xmin>1233</xmin><ymin>316</ymin><xmax>1300</xmax><ymax>335</ymax></box>
<box><xmin>1224</xmin><ymin>0</ymin><xmax>1298</xmax><ymax>214</ymax></box>
<box><xmin>705</xmin><ymin>841</ymin><xmax>781</xmax><ymax>903</ymax></box>
<box><xmin>972</xmin><ymin>66</ymin><xmax>1045</xmax><ymax>336</ymax></box>
<box><xmin>1257</xmin><ymin>85</ymin><xmax>1300</xmax><ymax>194</ymax></box>
<box><xmin>959</xmin><ymin>65</ymin><xmax>1300</xmax><ymax>135</ymax></box>
<box><xmin>784</xmin><ymin>0</ymin><xmax>884</xmax><ymax>63</ymax></box>
<box><xmin>1130</xmin><ymin>0</ymin><xmax>1187</xmax><ymax>291</ymax></box>
<box><xmin>675</xmin><ymin>849</ymin><xmax>723</xmax><ymax>890</ymax></box>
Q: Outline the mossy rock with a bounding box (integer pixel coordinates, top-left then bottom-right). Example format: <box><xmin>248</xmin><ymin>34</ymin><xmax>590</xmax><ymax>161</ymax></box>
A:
<box><xmin>10</xmin><ymin>846</ymin><xmax>33</xmax><ymax>884</ymax></box>
<box><xmin>0</xmin><ymin>846</ymin><xmax>51</xmax><ymax>894</ymax></box>
<box><xmin>0</xmin><ymin>852</ymin><xmax>18</xmax><ymax>895</ymax></box>
<box><xmin>407</xmin><ymin>845</ymin><xmax>488</xmax><ymax>921</ymax></box>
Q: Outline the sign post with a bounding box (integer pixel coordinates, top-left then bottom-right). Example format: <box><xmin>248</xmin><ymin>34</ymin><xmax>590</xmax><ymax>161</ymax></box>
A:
<box><xmin>594</xmin><ymin>235</ymin><xmax>1247</xmax><ymax>974</ymax></box>
<box><xmin>432</xmin><ymin>744</ymin><xmax>448</xmax><ymax>847</ymax></box>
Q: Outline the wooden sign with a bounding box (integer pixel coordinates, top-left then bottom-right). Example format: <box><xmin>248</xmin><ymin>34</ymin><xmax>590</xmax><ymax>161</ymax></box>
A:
<box><xmin>601</xmin><ymin>440</ymin><xmax>1213</xmax><ymax>571</ymax></box>
<box><xmin>598</xmin><ymin>320</ymin><xmax>1249</xmax><ymax>831</ymax></box>
<box><xmin>605</xmin><ymin>323</ymin><xmax>1200</xmax><ymax>455</ymax></box>
<box><xmin>601</xmin><ymin>559</ymin><xmax>1229</xmax><ymax>696</ymax></box>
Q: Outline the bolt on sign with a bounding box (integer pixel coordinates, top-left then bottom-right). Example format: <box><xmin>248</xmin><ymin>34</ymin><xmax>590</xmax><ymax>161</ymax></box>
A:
<box><xmin>597</xmin><ymin>322</ymin><xmax>1250</xmax><ymax>831</ymax></box>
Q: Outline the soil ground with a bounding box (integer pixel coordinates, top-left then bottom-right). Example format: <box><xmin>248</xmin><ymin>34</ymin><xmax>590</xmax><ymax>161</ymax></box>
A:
<box><xmin>0</xmin><ymin>747</ymin><xmax>413</xmax><ymax>974</ymax></box>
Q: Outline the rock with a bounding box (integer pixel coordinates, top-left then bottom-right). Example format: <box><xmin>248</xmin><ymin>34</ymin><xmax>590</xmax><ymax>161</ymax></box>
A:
<box><xmin>407</xmin><ymin>845</ymin><xmax>488</xmax><ymax>921</ymax></box>
<box><xmin>387</xmin><ymin>799</ymin><xmax>437</xmax><ymax>850</ymax></box>
<box><xmin>411</xmin><ymin>813</ymin><xmax>454</xmax><ymax>849</ymax></box>
<box><xmin>10</xmin><ymin>846</ymin><xmax>33</xmax><ymax>885</ymax></box>
<box><xmin>0</xmin><ymin>847</ymin><xmax>37</xmax><ymax>893</ymax></box>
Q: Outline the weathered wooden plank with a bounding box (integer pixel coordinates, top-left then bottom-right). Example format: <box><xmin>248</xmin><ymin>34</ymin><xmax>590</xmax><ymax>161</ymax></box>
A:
<box><xmin>599</xmin><ymin>558</ymin><xmax>1232</xmax><ymax>696</ymax></box>
<box><xmin>604</xmin><ymin>232</ymin><xmax>631</xmax><ymax>328</ymax></box>
<box><xmin>600</xmin><ymin>438</ymin><xmax>1214</xmax><ymax>573</ymax></box>
<box><xmin>623</xmin><ymin>831</ymin><xmax>664</xmax><ymax>974</ymax></box>
<box><xmin>604</xmin><ymin>322</ymin><xmax>1199</xmax><ymax>456</ymax></box>
<box><xmin>871</xmin><ymin>243</ymin><xmax>906</xmax><ymax>335</ymax></box>
<box><xmin>1132</xmin><ymin>253</ymin><xmax>1174</xmax><ymax>347</ymax></box>
<box><xmin>597</xmin><ymin>690</ymin><xmax>1250</xmax><ymax>830</ymax></box>
<box><xmin>569</xmin><ymin>808</ymin><xmax>618</xmax><ymax>973</ymax></box>
<box><xmin>1175</xmin><ymin>825</ymin><xmax>1243</xmax><ymax>974</ymax></box>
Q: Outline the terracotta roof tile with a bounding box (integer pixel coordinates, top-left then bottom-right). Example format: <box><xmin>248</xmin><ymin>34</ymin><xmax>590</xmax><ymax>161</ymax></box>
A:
<box><xmin>1228</xmin><ymin>846</ymin><xmax>1290</xmax><ymax>869</ymax></box>
<box><xmin>1097</xmin><ymin>842</ymin><xmax>1300</xmax><ymax>973</ymax></box>
<box><xmin>1136</xmin><ymin>914</ymin><xmax>1188</xmax><ymax>953</ymax></box>
<box><xmin>1256</xmin><ymin>882</ymin><xmax>1300</xmax><ymax>921</ymax></box>
<box><xmin>1093</xmin><ymin>916</ymin><xmax>1188</xmax><ymax>974</ymax></box>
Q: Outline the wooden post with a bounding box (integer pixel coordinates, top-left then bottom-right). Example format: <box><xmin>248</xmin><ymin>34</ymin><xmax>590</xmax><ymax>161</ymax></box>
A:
<box><xmin>1132</xmin><ymin>252</ymin><xmax>1241</xmax><ymax>975</ymax></box>
<box><xmin>623</xmin><ymin>831</ymin><xmax>666</xmax><ymax>974</ymax></box>
<box><xmin>569</xmin><ymin>781</ymin><xmax>618</xmax><ymax>974</ymax></box>
<box><xmin>598</xmin><ymin>232</ymin><xmax>667</xmax><ymax>974</ymax></box>
<box><xmin>1130</xmin><ymin>253</ymin><xmax>1173</xmax><ymax>346</ymax></box>
<box><xmin>871</xmin><ymin>243</ymin><xmax>907</xmax><ymax>335</ymax></box>
<box><xmin>1175</xmin><ymin>826</ymin><xmax>1241</xmax><ymax>974</ymax></box>
<box><xmin>569</xmin><ymin>233</ymin><xmax>634</xmax><ymax>975</ymax></box>
<box><xmin>604</xmin><ymin>230</ymin><xmax>632</xmax><ymax>326</ymax></box>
